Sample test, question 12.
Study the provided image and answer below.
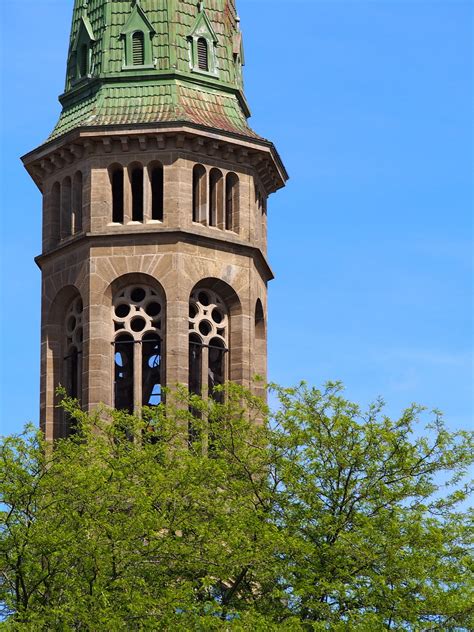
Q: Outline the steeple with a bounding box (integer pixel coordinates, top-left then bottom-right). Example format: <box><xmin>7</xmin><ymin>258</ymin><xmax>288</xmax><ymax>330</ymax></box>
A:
<box><xmin>53</xmin><ymin>0</ymin><xmax>252</xmax><ymax>141</ymax></box>
<box><xmin>22</xmin><ymin>0</ymin><xmax>287</xmax><ymax>441</ymax></box>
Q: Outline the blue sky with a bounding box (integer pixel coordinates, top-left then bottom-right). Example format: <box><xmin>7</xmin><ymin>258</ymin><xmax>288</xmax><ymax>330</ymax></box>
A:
<box><xmin>0</xmin><ymin>0</ymin><xmax>472</xmax><ymax>435</ymax></box>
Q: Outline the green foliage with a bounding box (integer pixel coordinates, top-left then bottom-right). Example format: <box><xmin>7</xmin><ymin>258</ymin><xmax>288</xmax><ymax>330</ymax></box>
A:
<box><xmin>1</xmin><ymin>383</ymin><xmax>472</xmax><ymax>630</ymax></box>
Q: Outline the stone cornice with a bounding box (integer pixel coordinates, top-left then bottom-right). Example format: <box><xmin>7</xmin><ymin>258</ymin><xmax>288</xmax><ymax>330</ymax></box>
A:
<box><xmin>34</xmin><ymin>228</ymin><xmax>274</xmax><ymax>283</ymax></box>
<box><xmin>22</xmin><ymin>123</ymin><xmax>288</xmax><ymax>197</ymax></box>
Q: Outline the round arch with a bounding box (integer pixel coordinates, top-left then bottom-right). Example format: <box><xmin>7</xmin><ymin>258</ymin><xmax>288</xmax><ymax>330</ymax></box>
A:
<box><xmin>189</xmin><ymin>277</ymin><xmax>243</xmax><ymax>386</ymax></box>
<box><xmin>106</xmin><ymin>273</ymin><xmax>167</xmax><ymax>413</ymax></box>
<box><xmin>46</xmin><ymin>285</ymin><xmax>83</xmax><ymax>437</ymax></box>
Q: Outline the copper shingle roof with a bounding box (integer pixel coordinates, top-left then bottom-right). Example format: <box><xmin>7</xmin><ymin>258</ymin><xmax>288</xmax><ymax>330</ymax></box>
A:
<box><xmin>50</xmin><ymin>0</ymin><xmax>257</xmax><ymax>141</ymax></box>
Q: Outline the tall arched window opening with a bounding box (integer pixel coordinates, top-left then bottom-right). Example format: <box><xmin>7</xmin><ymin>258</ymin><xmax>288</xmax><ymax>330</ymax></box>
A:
<box><xmin>197</xmin><ymin>38</ymin><xmax>209</xmax><ymax>71</ymax></box>
<box><xmin>60</xmin><ymin>176</ymin><xmax>72</xmax><ymax>239</ymax></box>
<box><xmin>149</xmin><ymin>163</ymin><xmax>164</xmax><ymax>221</ymax></box>
<box><xmin>130</xmin><ymin>165</ymin><xmax>144</xmax><ymax>222</ymax></box>
<box><xmin>132</xmin><ymin>31</ymin><xmax>145</xmax><ymax>66</ymax></box>
<box><xmin>111</xmin><ymin>166</ymin><xmax>124</xmax><ymax>223</ymax></box>
<box><xmin>72</xmin><ymin>171</ymin><xmax>83</xmax><ymax>234</ymax></box>
<box><xmin>50</xmin><ymin>182</ymin><xmax>61</xmax><ymax>245</ymax></box>
<box><xmin>225</xmin><ymin>173</ymin><xmax>239</xmax><ymax>232</ymax></box>
<box><xmin>113</xmin><ymin>285</ymin><xmax>164</xmax><ymax>413</ymax></box>
<box><xmin>64</xmin><ymin>295</ymin><xmax>83</xmax><ymax>434</ymax></box>
<box><xmin>189</xmin><ymin>288</ymin><xmax>228</xmax><ymax>402</ymax></box>
<box><xmin>209</xmin><ymin>169</ymin><xmax>223</xmax><ymax>228</ymax></box>
<box><xmin>193</xmin><ymin>164</ymin><xmax>207</xmax><ymax>224</ymax></box>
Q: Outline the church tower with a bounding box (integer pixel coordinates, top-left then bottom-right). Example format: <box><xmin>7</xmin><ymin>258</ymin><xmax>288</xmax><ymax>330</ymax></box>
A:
<box><xmin>22</xmin><ymin>0</ymin><xmax>287</xmax><ymax>441</ymax></box>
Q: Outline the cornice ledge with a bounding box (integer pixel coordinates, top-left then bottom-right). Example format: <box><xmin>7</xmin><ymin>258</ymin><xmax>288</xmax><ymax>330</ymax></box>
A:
<box><xmin>22</xmin><ymin>123</ymin><xmax>288</xmax><ymax>195</ymax></box>
<box><xmin>35</xmin><ymin>229</ymin><xmax>274</xmax><ymax>282</ymax></box>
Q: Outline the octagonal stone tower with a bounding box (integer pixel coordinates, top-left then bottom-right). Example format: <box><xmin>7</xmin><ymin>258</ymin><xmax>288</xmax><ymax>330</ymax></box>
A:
<box><xmin>22</xmin><ymin>0</ymin><xmax>287</xmax><ymax>441</ymax></box>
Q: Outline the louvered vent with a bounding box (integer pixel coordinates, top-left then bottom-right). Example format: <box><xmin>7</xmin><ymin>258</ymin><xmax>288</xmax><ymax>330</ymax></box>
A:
<box><xmin>132</xmin><ymin>32</ymin><xmax>145</xmax><ymax>66</ymax></box>
<box><xmin>197</xmin><ymin>38</ymin><xmax>209</xmax><ymax>71</ymax></box>
<box><xmin>79</xmin><ymin>44</ymin><xmax>88</xmax><ymax>77</ymax></box>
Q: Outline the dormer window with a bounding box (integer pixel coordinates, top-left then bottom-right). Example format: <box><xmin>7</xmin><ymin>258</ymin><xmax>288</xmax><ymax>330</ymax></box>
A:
<box><xmin>197</xmin><ymin>38</ymin><xmax>209</xmax><ymax>71</ymax></box>
<box><xmin>132</xmin><ymin>31</ymin><xmax>145</xmax><ymax>66</ymax></box>
<box><xmin>70</xmin><ymin>15</ymin><xmax>95</xmax><ymax>85</ymax></box>
<box><xmin>121</xmin><ymin>4</ymin><xmax>155</xmax><ymax>70</ymax></box>
<box><xmin>188</xmin><ymin>8</ymin><xmax>218</xmax><ymax>76</ymax></box>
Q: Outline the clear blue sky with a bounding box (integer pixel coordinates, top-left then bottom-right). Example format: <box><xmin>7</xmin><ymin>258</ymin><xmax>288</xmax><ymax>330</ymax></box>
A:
<box><xmin>0</xmin><ymin>0</ymin><xmax>472</xmax><ymax>435</ymax></box>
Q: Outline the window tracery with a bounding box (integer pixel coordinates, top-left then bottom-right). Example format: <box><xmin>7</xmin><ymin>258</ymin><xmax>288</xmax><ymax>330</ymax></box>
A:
<box><xmin>188</xmin><ymin>288</ymin><xmax>228</xmax><ymax>402</ymax></box>
<box><xmin>63</xmin><ymin>296</ymin><xmax>83</xmax><ymax>434</ymax></box>
<box><xmin>113</xmin><ymin>285</ymin><xmax>164</xmax><ymax>412</ymax></box>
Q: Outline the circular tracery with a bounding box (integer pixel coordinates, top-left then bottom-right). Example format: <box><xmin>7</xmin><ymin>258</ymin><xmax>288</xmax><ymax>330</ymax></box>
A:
<box><xmin>65</xmin><ymin>296</ymin><xmax>83</xmax><ymax>349</ymax></box>
<box><xmin>189</xmin><ymin>288</ymin><xmax>228</xmax><ymax>347</ymax></box>
<box><xmin>113</xmin><ymin>285</ymin><xmax>163</xmax><ymax>340</ymax></box>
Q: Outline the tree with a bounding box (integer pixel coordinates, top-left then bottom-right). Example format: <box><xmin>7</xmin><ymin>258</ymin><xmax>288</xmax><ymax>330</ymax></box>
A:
<box><xmin>0</xmin><ymin>383</ymin><xmax>472</xmax><ymax>630</ymax></box>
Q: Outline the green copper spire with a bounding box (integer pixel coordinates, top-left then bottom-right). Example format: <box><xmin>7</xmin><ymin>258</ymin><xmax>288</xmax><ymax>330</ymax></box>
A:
<box><xmin>51</xmin><ymin>0</ymin><xmax>252</xmax><ymax>140</ymax></box>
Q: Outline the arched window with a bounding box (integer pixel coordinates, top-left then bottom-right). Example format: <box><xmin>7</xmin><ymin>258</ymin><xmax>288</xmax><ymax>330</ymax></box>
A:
<box><xmin>149</xmin><ymin>163</ymin><xmax>164</xmax><ymax>221</ymax></box>
<box><xmin>50</xmin><ymin>181</ymin><xmax>61</xmax><ymax>245</ymax></box>
<box><xmin>193</xmin><ymin>164</ymin><xmax>207</xmax><ymax>224</ymax></box>
<box><xmin>64</xmin><ymin>295</ymin><xmax>83</xmax><ymax>434</ymax></box>
<box><xmin>225</xmin><ymin>173</ymin><xmax>239</xmax><ymax>232</ymax></box>
<box><xmin>189</xmin><ymin>288</ymin><xmax>228</xmax><ymax>402</ymax></box>
<box><xmin>130</xmin><ymin>165</ymin><xmax>144</xmax><ymax>222</ymax></box>
<box><xmin>72</xmin><ymin>171</ymin><xmax>83</xmax><ymax>234</ymax></box>
<box><xmin>60</xmin><ymin>176</ymin><xmax>72</xmax><ymax>239</ymax></box>
<box><xmin>197</xmin><ymin>38</ymin><xmax>209</xmax><ymax>71</ymax></box>
<box><xmin>132</xmin><ymin>31</ymin><xmax>145</xmax><ymax>66</ymax></box>
<box><xmin>254</xmin><ymin>299</ymin><xmax>266</xmax><ymax>394</ymax></box>
<box><xmin>110</xmin><ymin>166</ymin><xmax>124</xmax><ymax>223</ymax></box>
<box><xmin>113</xmin><ymin>285</ymin><xmax>164</xmax><ymax>413</ymax></box>
<box><xmin>78</xmin><ymin>44</ymin><xmax>88</xmax><ymax>77</ymax></box>
<box><xmin>209</xmin><ymin>169</ymin><xmax>223</xmax><ymax>228</ymax></box>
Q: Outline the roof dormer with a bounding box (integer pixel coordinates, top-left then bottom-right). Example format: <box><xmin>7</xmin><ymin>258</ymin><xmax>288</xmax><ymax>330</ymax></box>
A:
<box><xmin>70</xmin><ymin>14</ymin><xmax>96</xmax><ymax>85</ymax></box>
<box><xmin>120</xmin><ymin>1</ymin><xmax>156</xmax><ymax>70</ymax></box>
<box><xmin>188</xmin><ymin>3</ymin><xmax>219</xmax><ymax>77</ymax></box>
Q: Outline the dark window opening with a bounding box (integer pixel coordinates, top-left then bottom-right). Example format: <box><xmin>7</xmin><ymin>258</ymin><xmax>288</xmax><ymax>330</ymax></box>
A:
<box><xmin>73</xmin><ymin>171</ymin><xmax>83</xmax><ymax>234</ymax></box>
<box><xmin>131</xmin><ymin>287</ymin><xmax>146</xmax><ymax>303</ymax></box>
<box><xmin>193</xmin><ymin>164</ymin><xmax>206</xmax><ymax>223</ymax></box>
<box><xmin>189</xmin><ymin>334</ymin><xmax>203</xmax><ymax>443</ymax></box>
<box><xmin>209</xmin><ymin>169</ymin><xmax>223</xmax><ymax>228</ymax></box>
<box><xmin>61</xmin><ymin>177</ymin><xmax>72</xmax><ymax>239</ymax></box>
<box><xmin>132</xmin><ymin>31</ymin><xmax>145</xmax><ymax>66</ymax></box>
<box><xmin>208</xmin><ymin>338</ymin><xmax>226</xmax><ymax>452</ymax></box>
<box><xmin>51</xmin><ymin>182</ymin><xmax>61</xmax><ymax>244</ymax></box>
<box><xmin>151</xmin><ymin>165</ymin><xmax>164</xmax><ymax>221</ymax></box>
<box><xmin>66</xmin><ymin>347</ymin><xmax>80</xmax><ymax>400</ymax></box>
<box><xmin>112</xmin><ymin>168</ymin><xmax>124</xmax><ymax>223</ymax></box>
<box><xmin>189</xmin><ymin>335</ymin><xmax>203</xmax><ymax>398</ymax></box>
<box><xmin>65</xmin><ymin>346</ymin><xmax>81</xmax><ymax>436</ymax></box>
<box><xmin>79</xmin><ymin>44</ymin><xmax>88</xmax><ymax>77</ymax></box>
<box><xmin>197</xmin><ymin>38</ymin><xmax>209</xmax><ymax>71</ymax></box>
<box><xmin>208</xmin><ymin>339</ymin><xmax>226</xmax><ymax>404</ymax></box>
<box><xmin>225</xmin><ymin>173</ymin><xmax>239</xmax><ymax>231</ymax></box>
<box><xmin>142</xmin><ymin>333</ymin><xmax>162</xmax><ymax>407</ymax></box>
<box><xmin>131</xmin><ymin>167</ymin><xmax>144</xmax><ymax>222</ymax></box>
<box><xmin>114</xmin><ymin>335</ymin><xmax>134</xmax><ymax>413</ymax></box>
<box><xmin>255</xmin><ymin>300</ymin><xmax>265</xmax><ymax>334</ymax></box>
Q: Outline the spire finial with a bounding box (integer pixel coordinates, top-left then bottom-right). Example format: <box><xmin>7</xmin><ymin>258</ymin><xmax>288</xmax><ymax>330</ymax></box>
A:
<box><xmin>198</xmin><ymin>1</ymin><xmax>204</xmax><ymax>13</ymax></box>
